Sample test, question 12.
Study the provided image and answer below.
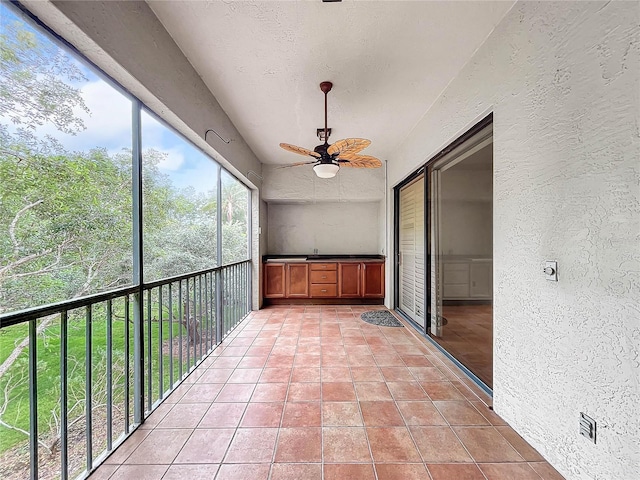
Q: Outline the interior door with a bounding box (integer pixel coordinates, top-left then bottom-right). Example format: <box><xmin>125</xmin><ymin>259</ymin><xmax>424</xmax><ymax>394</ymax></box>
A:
<box><xmin>398</xmin><ymin>174</ymin><xmax>425</xmax><ymax>327</ymax></box>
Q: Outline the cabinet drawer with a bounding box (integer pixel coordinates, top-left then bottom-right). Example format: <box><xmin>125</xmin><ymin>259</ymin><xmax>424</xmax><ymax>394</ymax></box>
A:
<box><xmin>310</xmin><ymin>263</ymin><xmax>337</xmax><ymax>271</ymax></box>
<box><xmin>310</xmin><ymin>284</ymin><xmax>337</xmax><ymax>297</ymax></box>
<box><xmin>443</xmin><ymin>284</ymin><xmax>469</xmax><ymax>298</ymax></box>
<box><xmin>310</xmin><ymin>271</ymin><xmax>337</xmax><ymax>284</ymax></box>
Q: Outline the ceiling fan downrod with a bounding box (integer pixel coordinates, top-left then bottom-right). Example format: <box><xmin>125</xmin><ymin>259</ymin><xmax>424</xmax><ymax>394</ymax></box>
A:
<box><xmin>320</xmin><ymin>81</ymin><xmax>332</xmax><ymax>145</ymax></box>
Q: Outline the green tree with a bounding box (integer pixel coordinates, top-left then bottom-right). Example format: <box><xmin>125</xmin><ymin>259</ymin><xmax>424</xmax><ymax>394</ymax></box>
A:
<box><xmin>0</xmin><ymin>17</ymin><xmax>89</xmax><ymax>134</ymax></box>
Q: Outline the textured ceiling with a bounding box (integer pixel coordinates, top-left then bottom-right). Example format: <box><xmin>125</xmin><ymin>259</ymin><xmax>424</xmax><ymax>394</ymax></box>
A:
<box><xmin>148</xmin><ymin>1</ymin><xmax>513</xmax><ymax>166</ymax></box>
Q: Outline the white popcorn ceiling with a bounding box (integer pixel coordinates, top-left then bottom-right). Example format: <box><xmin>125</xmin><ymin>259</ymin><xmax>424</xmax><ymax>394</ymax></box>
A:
<box><xmin>147</xmin><ymin>0</ymin><xmax>514</xmax><ymax>166</ymax></box>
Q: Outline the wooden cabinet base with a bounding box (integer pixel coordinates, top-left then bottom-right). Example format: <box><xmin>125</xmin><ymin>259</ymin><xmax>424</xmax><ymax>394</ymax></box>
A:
<box><xmin>264</xmin><ymin>298</ymin><xmax>384</xmax><ymax>306</ymax></box>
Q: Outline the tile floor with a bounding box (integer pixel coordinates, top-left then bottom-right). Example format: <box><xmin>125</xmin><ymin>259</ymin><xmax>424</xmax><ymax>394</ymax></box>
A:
<box><xmin>436</xmin><ymin>305</ymin><xmax>493</xmax><ymax>388</ymax></box>
<box><xmin>89</xmin><ymin>306</ymin><xmax>563</xmax><ymax>480</ymax></box>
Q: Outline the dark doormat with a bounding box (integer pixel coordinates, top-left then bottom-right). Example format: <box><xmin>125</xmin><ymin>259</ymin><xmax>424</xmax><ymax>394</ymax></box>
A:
<box><xmin>360</xmin><ymin>311</ymin><xmax>404</xmax><ymax>327</ymax></box>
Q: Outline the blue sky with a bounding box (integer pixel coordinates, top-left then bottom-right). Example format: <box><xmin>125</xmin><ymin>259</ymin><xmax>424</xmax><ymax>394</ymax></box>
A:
<box><xmin>1</xmin><ymin>2</ymin><xmax>221</xmax><ymax>195</ymax></box>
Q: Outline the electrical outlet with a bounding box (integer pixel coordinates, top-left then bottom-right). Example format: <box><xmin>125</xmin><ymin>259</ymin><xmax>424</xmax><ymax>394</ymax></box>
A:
<box><xmin>580</xmin><ymin>412</ymin><xmax>596</xmax><ymax>443</ymax></box>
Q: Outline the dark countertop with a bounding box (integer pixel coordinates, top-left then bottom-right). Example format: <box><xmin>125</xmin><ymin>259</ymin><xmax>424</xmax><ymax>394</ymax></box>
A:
<box><xmin>263</xmin><ymin>254</ymin><xmax>385</xmax><ymax>263</ymax></box>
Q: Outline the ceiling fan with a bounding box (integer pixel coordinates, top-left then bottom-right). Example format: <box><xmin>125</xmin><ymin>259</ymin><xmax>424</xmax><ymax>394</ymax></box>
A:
<box><xmin>279</xmin><ymin>81</ymin><xmax>382</xmax><ymax>178</ymax></box>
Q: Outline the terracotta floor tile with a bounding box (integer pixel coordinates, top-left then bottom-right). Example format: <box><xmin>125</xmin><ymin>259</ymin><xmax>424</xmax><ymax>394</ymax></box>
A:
<box><xmin>408</xmin><ymin>366</ymin><xmax>447</xmax><ymax>382</ymax></box>
<box><xmin>215</xmin><ymin>383</ymin><xmax>255</xmax><ymax>402</ymax></box>
<box><xmin>282</xmin><ymin>402</ymin><xmax>322</xmax><ymax>427</ymax></box>
<box><xmin>227</xmin><ymin>368</ymin><xmax>263</xmax><ymax>383</ymax></box>
<box><xmin>453</xmin><ymin>427</ymin><xmax>524</xmax><ymax>463</ymax></box>
<box><xmin>421</xmin><ymin>382</ymin><xmax>466</xmax><ymax>401</ymax></box>
<box><xmin>322</xmin><ymin>354</ymin><xmax>348</xmax><ymax>366</ymax></box>
<box><xmin>110</xmin><ymin>464</ymin><xmax>168</xmax><ymax>480</ymax></box>
<box><xmin>401</xmin><ymin>355</ymin><xmax>433</xmax><ymax>367</ymax></box>
<box><xmin>139</xmin><ymin>403</ymin><xmax>172</xmax><ymax>429</ymax></box>
<box><xmin>324</xmin><ymin>463</ymin><xmax>376</xmax><ymax>480</ymax></box>
<box><xmin>198</xmin><ymin>368</ymin><xmax>233</xmax><ymax>383</ymax></box>
<box><xmin>360</xmin><ymin>401</ymin><xmax>404</xmax><ymax>426</ymax></box>
<box><xmin>88</xmin><ymin>464</ymin><xmax>118</xmax><ymax>480</ymax></box>
<box><xmin>321</xmin><ymin>367</ymin><xmax>352</xmax><ymax>382</ymax></box>
<box><xmin>215</xmin><ymin>463</ymin><xmax>270</xmax><ymax>480</ymax></box>
<box><xmin>409</xmin><ymin>426</ymin><xmax>473</xmax><ymax>462</ymax></box>
<box><xmin>374</xmin><ymin>463</ymin><xmax>429</xmax><ymax>480</ymax></box>
<box><xmin>322</xmin><ymin>402</ymin><xmax>363</xmax><ymax>426</ymax></box>
<box><xmin>199</xmin><ymin>402</ymin><xmax>246</xmax><ymax>428</ymax></box>
<box><xmin>291</xmin><ymin>367</ymin><xmax>321</xmax><ymax>382</ymax></box>
<box><xmin>287</xmin><ymin>382</ymin><xmax>321</xmax><ymax>402</ymax></box>
<box><xmin>259</xmin><ymin>367</ymin><xmax>292</xmax><ymax>383</ymax></box>
<box><xmin>433</xmin><ymin>401</ymin><xmax>491</xmax><ymax>425</ymax></box>
<box><xmin>103</xmin><ymin>429</ymin><xmax>151</xmax><ymax>464</ymax></box>
<box><xmin>374</xmin><ymin>354</ymin><xmax>405</xmax><ymax>366</ymax></box>
<box><xmin>427</xmin><ymin>463</ymin><xmax>486</xmax><ymax>480</ymax></box>
<box><xmin>162</xmin><ymin>464</ymin><xmax>220</xmax><ymax>480</ymax></box>
<box><xmin>246</xmin><ymin>346</ymin><xmax>274</xmax><ymax>356</ymax></box>
<box><xmin>471</xmin><ymin>401</ymin><xmax>508</xmax><ymax>425</ymax></box>
<box><xmin>224</xmin><ymin>427</ymin><xmax>278</xmax><ymax>463</ymax></box>
<box><xmin>348</xmin><ymin>354</ymin><xmax>377</xmax><ymax>366</ymax></box>
<box><xmin>241</xmin><ymin>402</ymin><xmax>284</xmax><ymax>427</ymax></box>
<box><xmin>351</xmin><ymin>366</ymin><xmax>384</xmax><ymax>382</ymax></box>
<box><xmin>179</xmin><ymin>383</ymin><xmax>223</xmax><ymax>403</ymax></box>
<box><xmin>354</xmin><ymin>382</ymin><xmax>393</xmax><ymax>401</ymax></box>
<box><xmin>173</xmin><ymin>428</ymin><xmax>235</xmax><ymax>463</ymax></box>
<box><xmin>267</xmin><ymin>352</ymin><xmax>295</xmax><ymax>363</ymax></box>
<box><xmin>366</xmin><ymin>427</ymin><xmax>422</xmax><ymax>462</ymax></box>
<box><xmin>212</xmin><ymin>357</ymin><xmax>242</xmax><ymax>369</ymax></box>
<box><xmin>396</xmin><ymin>401</ymin><xmax>447</xmax><ymax>426</ymax></box>
<box><xmin>250</xmin><ymin>382</ymin><xmax>289</xmax><ymax>402</ymax></box>
<box><xmin>125</xmin><ymin>428</ymin><xmax>192</xmax><ymax>464</ymax></box>
<box><xmin>387</xmin><ymin>381</ymin><xmax>428</xmax><ymax>400</ymax></box>
<box><xmin>219</xmin><ymin>346</ymin><xmax>249</xmax><ymax>357</ymax></box>
<box><xmin>322</xmin><ymin>382</ymin><xmax>357</xmax><ymax>401</ymax></box>
<box><xmin>323</xmin><ymin>427</ymin><xmax>371</xmax><ymax>463</ymax></box>
<box><xmin>380</xmin><ymin>366</ymin><xmax>415</xmax><ymax>382</ymax></box>
<box><xmin>479</xmin><ymin>462</ymin><xmax>543</xmax><ymax>480</ymax></box>
<box><xmin>529</xmin><ymin>461</ymin><xmax>566</xmax><ymax>480</ymax></box>
<box><xmin>163</xmin><ymin>383</ymin><xmax>191</xmax><ymax>403</ymax></box>
<box><xmin>156</xmin><ymin>403</ymin><xmax>209</xmax><ymax>428</ymax></box>
<box><xmin>275</xmin><ymin>428</ymin><xmax>322</xmax><ymax>463</ymax></box>
<box><xmin>495</xmin><ymin>425</ymin><xmax>545</xmax><ymax>461</ymax></box>
<box><xmin>270</xmin><ymin>463</ymin><xmax>322</xmax><ymax>480</ymax></box>
<box><xmin>294</xmin><ymin>354</ymin><xmax>322</xmax><ymax>367</ymax></box>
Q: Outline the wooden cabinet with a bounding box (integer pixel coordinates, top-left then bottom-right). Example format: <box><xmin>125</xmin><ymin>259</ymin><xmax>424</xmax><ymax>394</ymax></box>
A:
<box><xmin>338</xmin><ymin>263</ymin><xmax>361</xmax><ymax>297</ymax></box>
<box><xmin>310</xmin><ymin>263</ymin><xmax>337</xmax><ymax>298</ymax></box>
<box><xmin>442</xmin><ymin>259</ymin><xmax>492</xmax><ymax>300</ymax></box>
<box><xmin>264</xmin><ymin>263</ymin><xmax>285</xmax><ymax>298</ymax></box>
<box><xmin>263</xmin><ymin>259</ymin><xmax>384</xmax><ymax>302</ymax></box>
<box><xmin>362</xmin><ymin>262</ymin><xmax>385</xmax><ymax>297</ymax></box>
<box><xmin>285</xmin><ymin>263</ymin><xmax>309</xmax><ymax>298</ymax></box>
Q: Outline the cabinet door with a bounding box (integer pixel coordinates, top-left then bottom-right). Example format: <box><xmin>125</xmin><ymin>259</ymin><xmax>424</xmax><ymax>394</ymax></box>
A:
<box><xmin>338</xmin><ymin>263</ymin><xmax>361</xmax><ymax>297</ymax></box>
<box><xmin>362</xmin><ymin>262</ymin><xmax>385</xmax><ymax>298</ymax></box>
<box><xmin>264</xmin><ymin>263</ymin><xmax>285</xmax><ymax>298</ymax></box>
<box><xmin>470</xmin><ymin>262</ymin><xmax>492</xmax><ymax>298</ymax></box>
<box><xmin>286</xmin><ymin>263</ymin><xmax>309</xmax><ymax>298</ymax></box>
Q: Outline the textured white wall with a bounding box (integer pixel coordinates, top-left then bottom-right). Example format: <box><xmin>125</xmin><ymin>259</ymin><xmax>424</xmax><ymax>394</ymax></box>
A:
<box><xmin>267</xmin><ymin>202</ymin><xmax>381</xmax><ymax>255</ymax></box>
<box><xmin>389</xmin><ymin>2</ymin><xmax>639</xmax><ymax>478</ymax></box>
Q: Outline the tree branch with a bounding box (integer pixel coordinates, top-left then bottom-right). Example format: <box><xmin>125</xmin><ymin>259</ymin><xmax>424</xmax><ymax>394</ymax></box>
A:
<box><xmin>9</xmin><ymin>199</ymin><xmax>44</xmax><ymax>255</ymax></box>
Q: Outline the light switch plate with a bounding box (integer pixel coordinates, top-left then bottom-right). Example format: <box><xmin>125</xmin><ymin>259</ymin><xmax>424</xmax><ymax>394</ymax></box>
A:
<box><xmin>544</xmin><ymin>261</ymin><xmax>558</xmax><ymax>281</ymax></box>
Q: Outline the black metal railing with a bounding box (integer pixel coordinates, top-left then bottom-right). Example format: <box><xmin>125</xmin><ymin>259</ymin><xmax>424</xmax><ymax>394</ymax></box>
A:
<box><xmin>0</xmin><ymin>260</ymin><xmax>251</xmax><ymax>480</ymax></box>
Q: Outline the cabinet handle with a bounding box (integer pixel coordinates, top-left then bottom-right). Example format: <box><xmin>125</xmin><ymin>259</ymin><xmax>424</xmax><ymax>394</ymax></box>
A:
<box><xmin>321</xmin><ymin>289</ymin><xmax>327</xmax><ymax>293</ymax></box>
<box><xmin>322</xmin><ymin>276</ymin><xmax>326</xmax><ymax>279</ymax></box>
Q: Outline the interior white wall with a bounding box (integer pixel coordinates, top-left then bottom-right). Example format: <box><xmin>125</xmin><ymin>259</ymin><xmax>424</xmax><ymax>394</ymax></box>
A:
<box><xmin>388</xmin><ymin>2</ymin><xmax>639</xmax><ymax>479</ymax></box>
<box><xmin>267</xmin><ymin>202</ymin><xmax>381</xmax><ymax>255</ymax></box>
<box><xmin>440</xmin><ymin>168</ymin><xmax>493</xmax><ymax>257</ymax></box>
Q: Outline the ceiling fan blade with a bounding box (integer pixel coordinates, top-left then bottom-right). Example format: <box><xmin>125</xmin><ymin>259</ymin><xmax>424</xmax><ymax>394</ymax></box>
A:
<box><xmin>337</xmin><ymin>154</ymin><xmax>382</xmax><ymax>168</ymax></box>
<box><xmin>280</xmin><ymin>143</ymin><xmax>321</xmax><ymax>158</ymax></box>
<box><xmin>327</xmin><ymin>138</ymin><xmax>371</xmax><ymax>156</ymax></box>
<box><xmin>277</xmin><ymin>160</ymin><xmax>318</xmax><ymax>168</ymax></box>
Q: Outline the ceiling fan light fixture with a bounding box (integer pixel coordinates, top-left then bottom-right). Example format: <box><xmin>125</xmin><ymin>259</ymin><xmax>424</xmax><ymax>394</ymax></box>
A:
<box><xmin>313</xmin><ymin>162</ymin><xmax>340</xmax><ymax>178</ymax></box>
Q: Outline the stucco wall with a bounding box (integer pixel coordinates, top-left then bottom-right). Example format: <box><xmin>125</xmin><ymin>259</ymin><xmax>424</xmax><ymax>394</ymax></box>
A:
<box><xmin>267</xmin><ymin>202</ymin><xmax>382</xmax><ymax>255</ymax></box>
<box><xmin>389</xmin><ymin>2</ymin><xmax>639</xmax><ymax>478</ymax></box>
